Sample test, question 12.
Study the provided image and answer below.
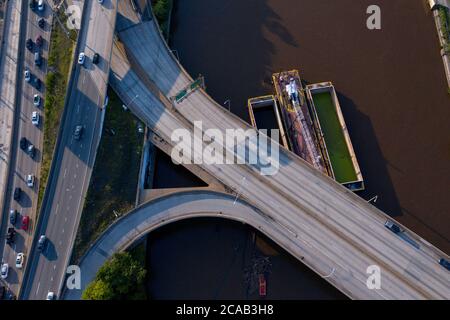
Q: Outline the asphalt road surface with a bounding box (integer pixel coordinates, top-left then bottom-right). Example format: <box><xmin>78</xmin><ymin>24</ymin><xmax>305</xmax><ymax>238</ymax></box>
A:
<box><xmin>20</xmin><ymin>0</ymin><xmax>117</xmax><ymax>300</ymax></box>
<box><xmin>0</xmin><ymin>0</ymin><xmax>53</xmax><ymax>296</ymax></box>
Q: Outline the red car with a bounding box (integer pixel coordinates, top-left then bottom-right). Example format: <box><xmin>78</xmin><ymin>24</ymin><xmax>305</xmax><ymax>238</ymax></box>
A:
<box><xmin>21</xmin><ymin>216</ymin><xmax>30</xmax><ymax>231</ymax></box>
<box><xmin>36</xmin><ymin>35</ymin><xmax>43</xmax><ymax>47</ymax></box>
<box><xmin>259</xmin><ymin>274</ymin><xmax>266</xmax><ymax>297</ymax></box>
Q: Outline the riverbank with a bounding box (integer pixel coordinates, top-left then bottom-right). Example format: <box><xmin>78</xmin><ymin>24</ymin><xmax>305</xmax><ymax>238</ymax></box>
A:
<box><xmin>430</xmin><ymin>0</ymin><xmax>450</xmax><ymax>91</ymax></box>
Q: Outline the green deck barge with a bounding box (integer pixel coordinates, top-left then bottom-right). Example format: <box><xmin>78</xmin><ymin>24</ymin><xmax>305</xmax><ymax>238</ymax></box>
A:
<box><xmin>306</xmin><ymin>82</ymin><xmax>364</xmax><ymax>191</ymax></box>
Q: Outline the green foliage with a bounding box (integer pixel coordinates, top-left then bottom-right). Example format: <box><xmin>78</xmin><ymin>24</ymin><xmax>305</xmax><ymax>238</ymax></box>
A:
<box><xmin>82</xmin><ymin>252</ymin><xmax>147</xmax><ymax>300</ymax></box>
<box><xmin>152</xmin><ymin>0</ymin><xmax>173</xmax><ymax>38</ymax></box>
<box><xmin>37</xmin><ymin>10</ymin><xmax>74</xmax><ymax>212</ymax></box>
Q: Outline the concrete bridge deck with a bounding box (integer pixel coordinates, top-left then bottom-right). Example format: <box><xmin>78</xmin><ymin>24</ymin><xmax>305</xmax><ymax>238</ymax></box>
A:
<box><xmin>101</xmin><ymin>4</ymin><xmax>450</xmax><ymax>300</ymax></box>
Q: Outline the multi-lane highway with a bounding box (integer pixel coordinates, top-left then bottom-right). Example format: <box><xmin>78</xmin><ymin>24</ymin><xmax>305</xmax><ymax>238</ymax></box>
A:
<box><xmin>0</xmin><ymin>0</ymin><xmax>53</xmax><ymax>296</ymax></box>
<box><xmin>104</xmin><ymin>3</ymin><xmax>450</xmax><ymax>299</ymax></box>
<box><xmin>20</xmin><ymin>0</ymin><xmax>117</xmax><ymax>300</ymax></box>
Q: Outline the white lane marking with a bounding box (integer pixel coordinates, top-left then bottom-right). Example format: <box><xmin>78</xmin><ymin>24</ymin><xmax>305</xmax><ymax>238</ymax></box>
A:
<box><xmin>77</xmin><ymin>105</ymin><xmax>80</xmax><ymax>113</ymax></box>
<box><xmin>63</xmin><ymin>168</ymin><xmax>67</xmax><ymax>178</ymax></box>
<box><xmin>53</xmin><ymin>265</ymin><xmax>56</xmax><ymax>270</ymax></box>
<box><xmin>36</xmin><ymin>282</ymin><xmax>40</xmax><ymax>295</ymax></box>
<box><xmin>62</xmin><ymin>229</ymin><xmax>64</xmax><ymax>234</ymax></box>
<box><xmin>74</xmin><ymin>174</ymin><xmax>77</xmax><ymax>179</ymax></box>
<box><xmin>50</xmin><ymin>277</ymin><xmax>53</xmax><ymax>282</ymax></box>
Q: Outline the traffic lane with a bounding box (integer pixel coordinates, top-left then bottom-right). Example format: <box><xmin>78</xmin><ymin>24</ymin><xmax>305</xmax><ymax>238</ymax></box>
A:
<box><xmin>82</xmin><ymin>0</ymin><xmax>117</xmax><ymax>94</ymax></box>
<box><xmin>27</xmin><ymin>72</ymin><xmax>102</xmax><ymax>299</ymax></box>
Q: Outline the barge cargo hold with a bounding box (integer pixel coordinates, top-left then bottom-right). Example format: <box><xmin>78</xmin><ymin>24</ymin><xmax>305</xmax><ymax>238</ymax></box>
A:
<box><xmin>306</xmin><ymin>82</ymin><xmax>364</xmax><ymax>191</ymax></box>
<box><xmin>272</xmin><ymin>70</ymin><xmax>330</xmax><ymax>176</ymax></box>
<box><xmin>247</xmin><ymin>95</ymin><xmax>290</xmax><ymax>149</ymax></box>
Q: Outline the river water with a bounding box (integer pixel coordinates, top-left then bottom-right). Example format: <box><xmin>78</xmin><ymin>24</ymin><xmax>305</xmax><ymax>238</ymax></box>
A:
<box><xmin>146</xmin><ymin>0</ymin><xmax>450</xmax><ymax>299</ymax></box>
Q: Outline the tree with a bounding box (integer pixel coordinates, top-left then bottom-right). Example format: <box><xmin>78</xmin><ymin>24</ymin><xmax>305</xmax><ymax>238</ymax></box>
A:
<box><xmin>82</xmin><ymin>252</ymin><xmax>147</xmax><ymax>300</ymax></box>
<box><xmin>82</xmin><ymin>280</ymin><xmax>114</xmax><ymax>300</ymax></box>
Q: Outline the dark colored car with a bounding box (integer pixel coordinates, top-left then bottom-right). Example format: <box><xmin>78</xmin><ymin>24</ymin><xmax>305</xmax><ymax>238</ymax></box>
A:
<box><xmin>26</xmin><ymin>38</ymin><xmax>33</xmax><ymax>50</ymax></box>
<box><xmin>6</xmin><ymin>227</ymin><xmax>15</xmax><ymax>244</ymax></box>
<box><xmin>20</xmin><ymin>137</ymin><xmax>28</xmax><ymax>150</ymax></box>
<box><xmin>13</xmin><ymin>187</ymin><xmax>21</xmax><ymax>201</ymax></box>
<box><xmin>73</xmin><ymin>125</ymin><xmax>83</xmax><ymax>140</ymax></box>
<box><xmin>439</xmin><ymin>258</ymin><xmax>450</xmax><ymax>271</ymax></box>
<box><xmin>92</xmin><ymin>53</ymin><xmax>100</xmax><ymax>65</ymax></box>
<box><xmin>34</xmin><ymin>77</ymin><xmax>41</xmax><ymax>89</ymax></box>
<box><xmin>36</xmin><ymin>35</ymin><xmax>43</xmax><ymax>47</ymax></box>
<box><xmin>0</xmin><ymin>286</ymin><xmax>5</xmax><ymax>300</ymax></box>
<box><xmin>9</xmin><ymin>209</ymin><xmax>17</xmax><ymax>225</ymax></box>
<box><xmin>384</xmin><ymin>220</ymin><xmax>401</xmax><ymax>234</ymax></box>
<box><xmin>21</xmin><ymin>216</ymin><xmax>30</xmax><ymax>231</ymax></box>
<box><xmin>38</xmin><ymin>18</ymin><xmax>45</xmax><ymax>29</ymax></box>
<box><xmin>37</xmin><ymin>235</ymin><xmax>47</xmax><ymax>251</ymax></box>
<box><xmin>29</xmin><ymin>0</ymin><xmax>36</xmax><ymax>10</ymax></box>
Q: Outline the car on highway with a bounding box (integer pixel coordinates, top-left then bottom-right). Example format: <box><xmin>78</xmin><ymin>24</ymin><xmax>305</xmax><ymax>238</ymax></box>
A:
<box><xmin>384</xmin><ymin>220</ymin><xmax>402</xmax><ymax>234</ymax></box>
<box><xmin>34</xmin><ymin>77</ymin><xmax>41</xmax><ymax>90</ymax></box>
<box><xmin>9</xmin><ymin>209</ymin><xmax>17</xmax><ymax>225</ymax></box>
<box><xmin>13</xmin><ymin>187</ymin><xmax>22</xmax><ymax>201</ymax></box>
<box><xmin>38</xmin><ymin>18</ymin><xmax>45</xmax><ymax>29</ymax></box>
<box><xmin>46</xmin><ymin>291</ymin><xmax>56</xmax><ymax>300</ymax></box>
<box><xmin>26</xmin><ymin>174</ymin><xmax>35</xmax><ymax>188</ymax></box>
<box><xmin>37</xmin><ymin>0</ymin><xmax>45</xmax><ymax>11</ymax></box>
<box><xmin>37</xmin><ymin>235</ymin><xmax>47</xmax><ymax>251</ymax></box>
<box><xmin>15</xmin><ymin>253</ymin><xmax>25</xmax><ymax>269</ymax></box>
<box><xmin>439</xmin><ymin>258</ymin><xmax>450</xmax><ymax>271</ymax></box>
<box><xmin>21</xmin><ymin>216</ymin><xmax>30</xmax><ymax>231</ymax></box>
<box><xmin>6</xmin><ymin>228</ymin><xmax>15</xmax><ymax>245</ymax></box>
<box><xmin>24</xmin><ymin>69</ymin><xmax>31</xmax><ymax>82</ymax></box>
<box><xmin>73</xmin><ymin>125</ymin><xmax>83</xmax><ymax>140</ymax></box>
<box><xmin>31</xmin><ymin>111</ymin><xmax>40</xmax><ymax>126</ymax></box>
<box><xmin>26</xmin><ymin>38</ymin><xmax>33</xmax><ymax>50</ymax></box>
<box><xmin>20</xmin><ymin>137</ymin><xmax>28</xmax><ymax>150</ymax></box>
<box><xmin>36</xmin><ymin>35</ymin><xmax>43</xmax><ymax>47</ymax></box>
<box><xmin>33</xmin><ymin>94</ymin><xmax>41</xmax><ymax>106</ymax></box>
<box><xmin>29</xmin><ymin>0</ymin><xmax>36</xmax><ymax>10</ymax></box>
<box><xmin>0</xmin><ymin>264</ymin><xmax>8</xmax><ymax>279</ymax></box>
<box><xmin>34</xmin><ymin>52</ymin><xmax>42</xmax><ymax>66</ymax></box>
<box><xmin>78</xmin><ymin>52</ymin><xmax>86</xmax><ymax>65</ymax></box>
<box><xmin>93</xmin><ymin>52</ymin><xmax>100</xmax><ymax>65</ymax></box>
<box><xmin>27</xmin><ymin>144</ymin><xmax>36</xmax><ymax>159</ymax></box>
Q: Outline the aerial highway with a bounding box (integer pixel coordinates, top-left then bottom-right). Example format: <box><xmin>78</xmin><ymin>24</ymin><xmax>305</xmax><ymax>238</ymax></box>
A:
<box><xmin>104</xmin><ymin>2</ymin><xmax>450</xmax><ymax>299</ymax></box>
<box><xmin>20</xmin><ymin>0</ymin><xmax>118</xmax><ymax>300</ymax></box>
<box><xmin>0</xmin><ymin>0</ymin><xmax>54</xmax><ymax>296</ymax></box>
<box><xmin>63</xmin><ymin>190</ymin><xmax>298</xmax><ymax>299</ymax></box>
<box><xmin>8</xmin><ymin>0</ymin><xmax>449</xmax><ymax>300</ymax></box>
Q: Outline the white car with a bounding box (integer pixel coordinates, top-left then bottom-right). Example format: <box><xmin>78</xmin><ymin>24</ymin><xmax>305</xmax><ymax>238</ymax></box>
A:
<box><xmin>78</xmin><ymin>52</ymin><xmax>85</xmax><ymax>65</ymax></box>
<box><xmin>31</xmin><ymin>111</ymin><xmax>40</xmax><ymax>126</ymax></box>
<box><xmin>0</xmin><ymin>263</ymin><xmax>8</xmax><ymax>279</ymax></box>
<box><xmin>26</xmin><ymin>174</ymin><xmax>35</xmax><ymax>188</ymax></box>
<box><xmin>46</xmin><ymin>291</ymin><xmax>55</xmax><ymax>300</ymax></box>
<box><xmin>37</xmin><ymin>0</ymin><xmax>45</xmax><ymax>11</ymax></box>
<box><xmin>15</xmin><ymin>253</ymin><xmax>25</xmax><ymax>269</ymax></box>
<box><xmin>97</xmin><ymin>0</ymin><xmax>104</xmax><ymax>4</ymax></box>
<box><xmin>24</xmin><ymin>69</ymin><xmax>31</xmax><ymax>82</ymax></box>
<box><xmin>33</xmin><ymin>94</ymin><xmax>41</xmax><ymax>106</ymax></box>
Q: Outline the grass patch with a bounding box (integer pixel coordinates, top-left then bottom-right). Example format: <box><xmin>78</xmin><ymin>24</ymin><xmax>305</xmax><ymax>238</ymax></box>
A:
<box><xmin>37</xmin><ymin>13</ymin><xmax>77</xmax><ymax>212</ymax></box>
<box><xmin>152</xmin><ymin>0</ymin><xmax>173</xmax><ymax>39</ymax></box>
<box><xmin>312</xmin><ymin>92</ymin><xmax>357</xmax><ymax>184</ymax></box>
<box><xmin>71</xmin><ymin>88</ymin><xmax>144</xmax><ymax>264</ymax></box>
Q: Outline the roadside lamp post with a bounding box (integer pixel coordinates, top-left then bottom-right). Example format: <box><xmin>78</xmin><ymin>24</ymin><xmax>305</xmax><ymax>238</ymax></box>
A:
<box><xmin>223</xmin><ymin>99</ymin><xmax>231</xmax><ymax>112</ymax></box>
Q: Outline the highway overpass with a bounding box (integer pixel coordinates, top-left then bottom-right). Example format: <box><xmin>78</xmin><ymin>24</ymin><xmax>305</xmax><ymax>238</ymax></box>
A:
<box><xmin>103</xmin><ymin>2</ymin><xmax>450</xmax><ymax>299</ymax></box>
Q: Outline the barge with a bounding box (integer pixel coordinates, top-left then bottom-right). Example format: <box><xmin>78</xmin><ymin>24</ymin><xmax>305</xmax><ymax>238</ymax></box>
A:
<box><xmin>247</xmin><ymin>95</ymin><xmax>290</xmax><ymax>149</ymax></box>
<box><xmin>272</xmin><ymin>70</ymin><xmax>330</xmax><ymax>176</ymax></box>
<box><xmin>306</xmin><ymin>82</ymin><xmax>364</xmax><ymax>191</ymax></box>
